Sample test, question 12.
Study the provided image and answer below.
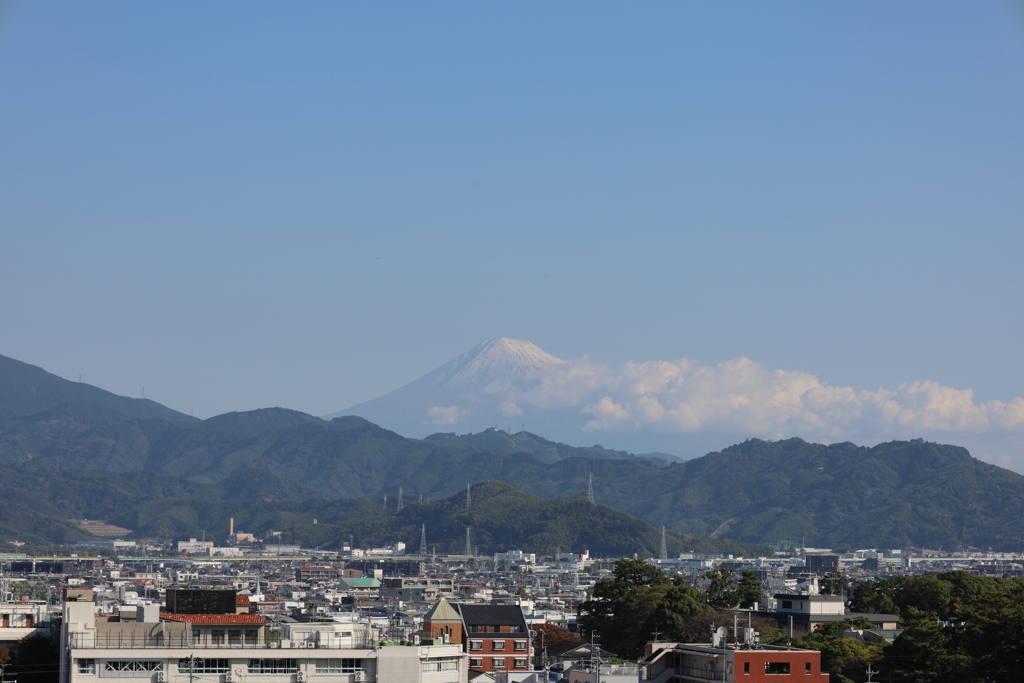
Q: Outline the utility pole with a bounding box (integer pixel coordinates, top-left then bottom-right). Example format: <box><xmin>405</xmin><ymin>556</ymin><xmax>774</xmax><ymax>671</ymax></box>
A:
<box><xmin>866</xmin><ymin>664</ymin><xmax>879</xmax><ymax>683</ymax></box>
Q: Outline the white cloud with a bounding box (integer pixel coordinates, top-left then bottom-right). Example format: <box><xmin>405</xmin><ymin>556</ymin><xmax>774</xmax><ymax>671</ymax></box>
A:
<box><xmin>425</xmin><ymin>405</ymin><xmax>468</xmax><ymax>425</ymax></box>
<box><xmin>514</xmin><ymin>356</ymin><xmax>1024</xmax><ymax>441</ymax></box>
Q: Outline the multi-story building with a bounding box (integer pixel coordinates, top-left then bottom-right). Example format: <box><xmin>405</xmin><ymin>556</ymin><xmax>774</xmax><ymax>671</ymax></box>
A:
<box><xmin>804</xmin><ymin>554</ymin><xmax>840</xmax><ymax>575</ymax></box>
<box><xmin>59</xmin><ymin>592</ymin><xmax>467</xmax><ymax>683</ymax></box>
<box><xmin>0</xmin><ymin>600</ymin><xmax>53</xmax><ymax>651</ymax></box>
<box><xmin>422</xmin><ymin>600</ymin><xmax>532</xmax><ymax>676</ymax></box>
<box><xmin>379</xmin><ymin>579</ymin><xmax>454</xmax><ymax>602</ymax></box>
<box><xmin>640</xmin><ymin>642</ymin><xmax>829</xmax><ymax>682</ymax></box>
<box><xmin>759</xmin><ymin>593</ymin><xmax>898</xmax><ymax>634</ymax></box>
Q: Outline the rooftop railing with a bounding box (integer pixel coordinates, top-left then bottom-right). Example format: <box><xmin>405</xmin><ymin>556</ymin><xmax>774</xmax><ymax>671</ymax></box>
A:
<box><xmin>69</xmin><ymin>633</ymin><xmax>374</xmax><ymax>650</ymax></box>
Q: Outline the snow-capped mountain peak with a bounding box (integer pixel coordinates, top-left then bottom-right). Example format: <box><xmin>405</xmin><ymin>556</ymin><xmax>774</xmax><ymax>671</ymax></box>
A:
<box><xmin>325</xmin><ymin>338</ymin><xmax>563</xmax><ymax>433</ymax></box>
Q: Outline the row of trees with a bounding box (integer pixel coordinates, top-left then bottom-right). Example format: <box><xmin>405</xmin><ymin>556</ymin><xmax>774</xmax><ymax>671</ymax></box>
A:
<box><xmin>577</xmin><ymin>559</ymin><xmax>766</xmax><ymax>658</ymax></box>
<box><xmin>578</xmin><ymin>562</ymin><xmax>1024</xmax><ymax>683</ymax></box>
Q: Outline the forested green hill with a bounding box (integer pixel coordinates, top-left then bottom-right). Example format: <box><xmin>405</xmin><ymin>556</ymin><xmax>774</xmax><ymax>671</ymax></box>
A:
<box><xmin>0</xmin><ymin>353</ymin><xmax>196</xmax><ymax>422</ymax></box>
<box><xmin>3</xmin><ymin>353</ymin><xmax>1023</xmax><ymax>550</ymax></box>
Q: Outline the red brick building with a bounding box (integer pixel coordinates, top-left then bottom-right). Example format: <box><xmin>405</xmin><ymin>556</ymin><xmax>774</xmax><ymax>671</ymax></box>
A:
<box><xmin>422</xmin><ymin>599</ymin><xmax>532</xmax><ymax>675</ymax></box>
<box><xmin>641</xmin><ymin>642</ymin><xmax>829</xmax><ymax>682</ymax></box>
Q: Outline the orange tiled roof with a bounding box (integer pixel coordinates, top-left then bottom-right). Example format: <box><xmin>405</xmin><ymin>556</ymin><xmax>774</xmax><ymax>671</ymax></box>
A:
<box><xmin>236</xmin><ymin>595</ymin><xmax>251</xmax><ymax>605</ymax></box>
<box><xmin>160</xmin><ymin>613</ymin><xmax>267</xmax><ymax>624</ymax></box>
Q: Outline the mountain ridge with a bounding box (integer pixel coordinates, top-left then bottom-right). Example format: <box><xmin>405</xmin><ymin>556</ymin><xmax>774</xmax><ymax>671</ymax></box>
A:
<box><xmin>0</xmin><ymin>353</ymin><xmax>196</xmax><ymax>423</ymax></box>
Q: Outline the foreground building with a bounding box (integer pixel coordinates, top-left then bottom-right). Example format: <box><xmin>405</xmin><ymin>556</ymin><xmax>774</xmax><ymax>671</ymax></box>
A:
<box><xmin>641</xmin><ymin>641</ymin><xmax>829</xmax><ymax>683</ymax></box>
<box><xmin>59</xmin><ymin>591</ymin><xmax>467</xmax><ymax>683</ymax></box>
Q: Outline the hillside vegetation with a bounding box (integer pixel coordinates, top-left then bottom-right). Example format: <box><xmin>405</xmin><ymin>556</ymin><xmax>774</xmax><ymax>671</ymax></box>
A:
<box><xmin>0</xmin><ymin>354</ymin><xmax>195</xmax><ymax>422</ymax></box>
<box><xmin>3</xmin><ymin>353</ymin><xmax>1023</xmax><ymax>550</ymax></box>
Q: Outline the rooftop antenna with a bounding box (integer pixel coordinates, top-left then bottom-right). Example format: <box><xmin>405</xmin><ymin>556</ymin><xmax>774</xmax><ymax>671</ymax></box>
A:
<box><xmin>465</xmin><ymin>527</ymin><xmax>472</xmax><ymax>556</ymax></box>
<box><xmin>586</xmin><ymin>472</ymin><xmax>595</xmax><ymax>503</ymax></box>
<box><xmin>466</xmin><ymin>484</ymin><xmax>471</xmax><ymax>509</ymax></box>
<box><xmin>419</xmin><ymin>524</ymin><xmax>427</xmax><ymax>556</ymax></box>
<box><xmin>660</xmin><ymin>526</ymin><xmax>668</xmax><ymax>560</ymax></box>
<box><xmin>397</xmin><ymin>487</ymin><xmax>404</xmax><ymax>512</ymax></box>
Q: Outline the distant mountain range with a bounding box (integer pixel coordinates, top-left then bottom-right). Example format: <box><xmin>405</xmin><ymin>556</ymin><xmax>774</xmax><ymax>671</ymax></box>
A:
<box><xmin>0</xmin><ymin>353</ymin><xmax>196</xmax><ymax>423</ymax></box>
<box><xmin>2</xmin><ymin>351</ymin><xmax>1023</xmax><ymax>550</ymax></box>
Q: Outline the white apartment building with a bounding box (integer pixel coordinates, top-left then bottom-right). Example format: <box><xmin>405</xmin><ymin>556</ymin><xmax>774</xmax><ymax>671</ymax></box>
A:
<box><xmin>1</xmin><ymin>600</ymin><xmax>53</xmax><ymax>649</ymax></box>
<box><xmin>60</xmin><ymin>598</ymin><xmax>467</xmax><ymax>683</ymax></box>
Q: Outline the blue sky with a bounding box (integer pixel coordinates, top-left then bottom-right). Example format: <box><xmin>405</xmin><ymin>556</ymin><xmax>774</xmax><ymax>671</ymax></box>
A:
<box><xmin>2</xmin><ymin>2</ymin><xmax>1023</xmax><ymax>468</ymax></box>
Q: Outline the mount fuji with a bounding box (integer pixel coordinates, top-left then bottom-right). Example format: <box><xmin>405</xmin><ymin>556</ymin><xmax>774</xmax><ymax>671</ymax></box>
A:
<box><xmin>326</xmin><ymin>338</ymin><xmax>568</xmax><ymax>438</ymax></box>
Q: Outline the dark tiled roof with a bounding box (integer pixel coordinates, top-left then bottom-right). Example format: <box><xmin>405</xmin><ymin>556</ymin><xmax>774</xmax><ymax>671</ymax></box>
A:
<box><xmin>544</xmin><ymin>640</ymin><xmax>591</xmax><ymax>656</ymax></box>
<box><xmin>455</xmin><ymin>604</ymin><xmax>527</xmax><ymax>628</ymax></box>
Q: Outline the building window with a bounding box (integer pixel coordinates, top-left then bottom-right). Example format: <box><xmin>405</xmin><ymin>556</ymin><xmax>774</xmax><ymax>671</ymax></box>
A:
<box><xmin>492</xmin><ymin>641</ymin><xmax>505</xmax><ymax>651</ymax></box>
<box><xmin>248</xmin><ymin>659</ymin><xmax>299</xmax><ymax>674</ymax></box>
<box><xmin>192</xmin><ymin>631</ymin><xmax>202</xmax><ymax>645</ymax></box>
<box><xmin>765</xmin><ymin>662</ymin><xmax>791</xmax><ymax>675</ymax></box>
<box><xmin>178</xmin><ymin>659</ymin><xmax>230</xmax><ymax>674</ymax></box>
<box><xmin>806</xmin><ymin>662</ymin><xmax>811</xmax><ymax>674</ymax></box>
<box><xmin>422</xmin><ymin>658</ymin><xmax>460</xmax><ymax>673</ymax></box>
<box><xmin>514</xmin><ymin>659</ymin><xmax>527</xmax><ymax>668</ymax></box>
<box><xmin>514</xmin><ymin>641</ymin><xmax>527</xmax><ymax>651</ymax></box>
<box><xmin>782</xmin><ymin>601</ymin><xmax>793</xmax><ymax>609</ymax></box>
<box><xmin>101</xmin><ymin>661</ymin><xmax>164</xmax><ymax>677</ymax></box>
<box><xmin>315</xmin><ymin>659</ymin><xmax>365</xmax><ymax>674</ymax></box>
<box><xmin>508</xmin><ymin>626</ymin><xmax>521</xmax><ymax>633</ymax></box>
<box><xmin>469</xmin><ymin>641</ymin><xmax>483</xmax><ymax>651</ymax></box>
<box><xmin>470</xmin><ymin>659</ymin><xmax>482</xmax><ymax>668</ymax></box>
<box><xmin>245</xmin><ymin>630</ymin><xmax>259</xmax><ymax>645</ymax></box>
<box><xmin>228</xmin><ymin>630</ymin><xmax>242</xmax><ymax>645</ymax></box>
<box><xmin>77</xmin><ymin>660</ymin><xmax>96</xmax><ymax>675</ymax></box>
<box><xmin>492</xmin><ymin>658</ymin><xmax>505</xmax><ymax>669</ymax></box>
<box><xmin>211</xmin><ymin>629</ymin><xmax>225</xmax><ymax>645</ymax></box>
<box><xmin>744</xmin><ymin>662</ymin><xmax>750</xmax><ymax>674</ymax></box>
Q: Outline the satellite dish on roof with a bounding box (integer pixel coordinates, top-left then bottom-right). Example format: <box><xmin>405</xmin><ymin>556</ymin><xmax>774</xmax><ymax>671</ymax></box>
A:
<box><xmin>712</xmin><ymin>626</ymin><xmax>728</xmax><ymax>648</ymax></box>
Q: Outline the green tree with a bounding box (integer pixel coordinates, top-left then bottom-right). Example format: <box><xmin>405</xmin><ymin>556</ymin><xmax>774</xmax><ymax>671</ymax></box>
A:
<box><xmin>735</xmin><ymin>569</ymin><xmax>764</xmax><ymax>608</ymax></box>
<box><xmin>957</xmin><ymin>591</ymin><xmax>1024</xmax><ymax>681</ymax></box>
<box><xmin>881</xmin><ymin>608</ymin><xmax>971</xmax><ymax>683</ymax></box>
<box><xmin>649</xmin><ymin>582</ymin><xmax>712</xmax><ymax>642</ymax></box>
<box><xmin>703</xmin><ymin>568</ymin><xmax>738</xmax><ymax>609</ymax></box>
<box><xmin>578</xmin><ymin>558</ymin><xmax>670</xmax><ymax>658</ymax></box>
<box><xmin>515</xmin><ymin>585</ymin><xmax>528</xmax><ymax>596</ymax></box>
<box><xmin>850</xmin><ymin>580</ymin><xmax>898</xmax><ymax>615</ymax></box>
<box><xmin>820</xmin><ymin>571</ymin><xmax>847</xmax><ymax>596</ymax></box>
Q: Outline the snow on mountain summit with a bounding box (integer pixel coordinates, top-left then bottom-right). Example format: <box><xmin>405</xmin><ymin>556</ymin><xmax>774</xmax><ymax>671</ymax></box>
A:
<box><xmin>324</xmin><ymin>338</ymin><xmax>564</xmax><ymax>434</ymax></box>
<box><xmin>440</xmin><ymin>337</ymin><xmax>564</xmax><ymax>388</ymax></box>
